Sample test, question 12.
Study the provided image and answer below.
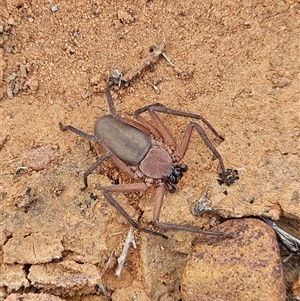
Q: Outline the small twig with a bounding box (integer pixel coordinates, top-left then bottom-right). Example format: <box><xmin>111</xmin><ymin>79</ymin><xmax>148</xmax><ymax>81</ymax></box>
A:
<box><xmin>260</xmin><ymin>216</ymin><xmax>300</xmax><ymax>261</ymax></box>
<box><xmin>145</xmin><ymin>79</ymin><xmax>160</xmax><ymax>93</ymax></box>
<box><xmin>162</xmin><ymin>52</ymin><xmax>192</xmax><ymax>79</ymax></box>
<box><xmin>98</xmin><ymin>249</ymin><xmax>115</xmax><ymax>300</ymax></box>
<box><xmin>122</xmin><ymin>41</ymin><xmax>165</xmax><ymax>83</ymax></box>
<box><xmin>110</xmin><ymin>41</ymin><xmax>191</xmax><ymax>86</ymax></box>
<box><xmin>115</xmin><ymin>226</ymin><xmax>136</xmax><ymax>277</ymax></box>
<box><xmin>98</xmin><ymin>283</ymin><xmax>110</xmax><ymax>300</ymax></box>
<box><xmin>0</xmin><ymin>135</ymin><xmax>9</xmax><ymax>151</ymax></box>
<box><xmin>132</xmin><ymin>293</ymin><xmax>139</xmax><ymax>301</ymax></box>
<box><xmin>14</xmin><ymin>166</ymin><xmax>28</xmax><ymax>176</ymax></box>
<box><xmin>162</xmin><ymin>52</ymin><xmax>184</xmax><ymax>74</ymax></box>
<box><xmin>101</xmin><ymin>248</ymin><xmax>115</xmax><ymax>276</ymax></box>
<box><xmin>108</xmin><ymin>231</ymin><xmax>124</xmax><ymax>236</ymax></box>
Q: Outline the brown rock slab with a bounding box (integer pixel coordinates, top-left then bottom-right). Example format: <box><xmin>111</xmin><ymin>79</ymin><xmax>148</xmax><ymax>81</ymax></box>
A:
<box><xmin>181</xmin><ymin>218</ymin><xmax>286</xmax><ymax>301</ymax></box>
<box><xmin>28</xmin><ymin>260</ymin><xmax>101</xmax><ymax>296</ymax></box>
<box><xmin>3</xmin><ymin>232</ymin><xmax>64</xmax><ymax>264</ymax></box>
<box><xmin>5</xmin><ymin>293</ymin><xmax>64</xmax><ymax>301</ymax></box>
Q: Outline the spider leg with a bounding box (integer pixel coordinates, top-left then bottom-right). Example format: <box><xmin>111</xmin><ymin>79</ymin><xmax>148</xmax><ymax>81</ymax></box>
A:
<box><xmin>81</xmin><ymin>151</ymin><xmax>136</xmax><ymax>190</ymax></box>
<box><xmin>133</xmin><ymin>107</ymin><xmax>164</xmax><ymax>140</ymax></box>
<box><xmin>153</xmin><ymin>186</ymin><xmax>224</xmax><ymax>235</ymax></box>
<box><xmin>59</xmin><ymin>122</ymin><xmax>98</xmax><ymax>142</ymax></box>
<box><xmin>134</xmin><ymin>104</ymin><xmax>177</xmax><ymax>147</ymax></box>
<box><xmin>177</xmin><ymin>122</ymin><xmax>228</xmax><ymax>184</ymax></box>
<box><xmin>60</xmin><ymin>121</ymin><xmax>136</xmax><ymax>187</ymax></box>
<box><xmin>105</xmin><ymin>83</ymin><xmax>118</xmax><ymax>117</ymax></box>
<box><xmin>134</xmin><ymin>104</ymin><xmax>224</xmax><ymax>142</ymax></box>
<box><xmin>60</xmin><ymin>123</ymin><xmax>113</xmax><ymax>189</ymax></box>
<box><xmin>146</xmin><ymin>109</ymin><xmax>176</xmax><ymax>147</ymax></box>
<box><xmin>103</xmin><ymin>183</ymin><xmax>168</xmax><ymax>239</ymax></box>
<box><xmin>82</xmin><ymin>152</ymin><xmax>111</xmax><ymax>190</ymax></box>
<box><xmin>105</xmin><ymin>86</ymin><xmax>152</xmax><ymax>135</ymax></box>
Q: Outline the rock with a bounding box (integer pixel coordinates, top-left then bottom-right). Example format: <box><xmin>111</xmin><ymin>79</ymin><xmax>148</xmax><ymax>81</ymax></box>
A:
<box><xmin>117</xmin><ymin>10</ymin><xmax>135</xmax><ymax>24</ymax></box>
<box><xmin>19</xmin><ymin>64</ymin><xmax>27</xmax><ymax>78</ymax></box>
<box><xmin>6</xmin><ymin>85</ymin><xmax>13</xmax><ymax>99</ymax></box>
<box><xmin>25</xmin><ymin>77</ymin><xmax>39</xmax><ymax>91</ymax></box>
<box><xmin>111</xmin><ymin>280</ymin><xmax>152</xmax><ymax>301</ymax></box>
<box><xmin>3</xmin><ymin>232</ymin><xmax>64</xmax><ymax>264</ymax></box>
<box><xmin>5</xmin><ymin>72</ymin><xmax>17</xmax><ymax>83</ymax></box>
<box><xmin>271</xmin><ymin>75</ymin><xmax>291</xmax><ymax>88</ymax></box>
<box><xmin>23</xmin><ymin>146</ymin><xmax>58</xmax><ymax>170</ymax></box>
<box><xmin>0</xmin><ymin>264</ymin><xmax>30</xmax><ymax>291</ymax></box>
<box><xmin>28</xmin><ymin>261</ymin><xmax>102</xmax><ymax>296</ymax></box>
<box><xmin>5</xmin><ymin>293</ymin><xmax>64</xmax><ymax>301</ymax></box>
<box><xmin>89</xmin><ymin>74</ymin><xmax>101</xmax><ymax>85</ymax></box>
<box><xmin>181</xmin><ymin>218</ymin><xmax>286</xmax><ymax>301</ymax></box>
<box><xmin>7</xmin><ymin>18</ymin><xmax>14</xmax><ymax>25</ymax></box>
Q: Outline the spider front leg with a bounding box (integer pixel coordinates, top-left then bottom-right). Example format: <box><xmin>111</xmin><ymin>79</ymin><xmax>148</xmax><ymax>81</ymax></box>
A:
<box><xmin>103</xmin><ymin>183</ymin><xmax>168</xmax><ymax>239</ymax></box>
<box><xmin>134</xmin><ymin>104</ymin><xmax>225</xmax><ymax>143</ymax></box>
<box><xmin>176</xmin><ymin>121</ymin><xmax>228</xmax><ymax>185</ymax></box>
<box><xmin>59</xmin><ymin>122</ymin><xmax>99</xmax><ymax>142</ymax></box>
<box><xmin>153</xmin><ymin>186</ymin><xmax>224</xmax><ymax>235</ymax></box>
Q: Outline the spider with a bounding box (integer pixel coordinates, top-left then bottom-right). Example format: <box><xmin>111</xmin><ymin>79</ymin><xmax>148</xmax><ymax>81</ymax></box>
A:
<box><xmin>60</xmin><ymin>84</ymin><xmax>230</xmax><ymax>239</ymax></box>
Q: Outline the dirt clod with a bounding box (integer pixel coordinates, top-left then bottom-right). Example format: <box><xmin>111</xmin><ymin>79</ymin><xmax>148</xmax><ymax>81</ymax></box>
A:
<box><xmin>3</xmin><ymin>232</ymin><xmax>64</xmax><ymax>264</ymax></box>
<box><xmin>28</xmin><ymin>261</ymin><xmax>102</xmax><ymax>297</ymax></box>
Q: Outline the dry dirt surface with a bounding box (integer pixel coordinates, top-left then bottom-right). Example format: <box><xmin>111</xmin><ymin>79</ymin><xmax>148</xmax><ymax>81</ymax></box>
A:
<box><xmin>0</xmin><ymin>0</ymin><xmax>299</xmax><ymax>300</ymax></box>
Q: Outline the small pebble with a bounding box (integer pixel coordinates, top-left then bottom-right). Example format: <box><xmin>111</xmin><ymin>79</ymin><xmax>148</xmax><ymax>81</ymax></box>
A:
<box><xmin>50</xmin><ymin>5</ymin><xmax>58</xmax><ymax>12</ymax></box>
<box><xmin>8</xmin><ymin>18</ymin><xmax>14</xmax><ymax>25</ymax></box>
<box><xmin>89</xmin><ymin>74</ymin><xmax>101</xmax><ymax>85</ymax></box>
<box><xmin>25</xmin><ymin>78</ymin><xmax>39</xmax><ymax>91</ymax></box>
<box><xmin>3</xmin><ymin>44</ymin><xmax>12</xmax><ymax>53</ymax></box>
<box><xmin>82</xmin><ymin>91</ymin><xmax>90</xmax><ymax>99</ymax></box>
<box><xmin>5</xmin><ymin>72</ymin><xmax>17</xmax><ymax>83</ymax></box>
<box><xmin>6</xmin><ymin>86</ymin><xmax>14</xmax><ymax>99</ymax></box>
<box><xmin>19</xmin><ymin>64</ymin><xmax>27</xmax><ymax>78</ymax></box>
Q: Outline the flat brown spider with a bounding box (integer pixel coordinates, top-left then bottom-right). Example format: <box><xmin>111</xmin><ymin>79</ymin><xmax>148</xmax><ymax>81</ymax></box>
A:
<box><xmin>60</xmin><ymin>84</ymin><xmax>229</xmax><ymax>239</ymax></box>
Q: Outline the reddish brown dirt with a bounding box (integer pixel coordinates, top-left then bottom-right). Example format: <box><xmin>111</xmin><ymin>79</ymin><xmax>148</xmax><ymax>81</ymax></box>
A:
<box><xmin>1</xmin><ymin>1</ymin><xmax>299</xmax><ymax>300</ymax></box>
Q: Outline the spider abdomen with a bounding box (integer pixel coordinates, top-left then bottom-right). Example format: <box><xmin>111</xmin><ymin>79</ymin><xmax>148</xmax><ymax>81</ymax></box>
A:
<box><xmin>95</xmin><ymin>115</ymin><xmax>151</xmax><ymax>166</ymax></box>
